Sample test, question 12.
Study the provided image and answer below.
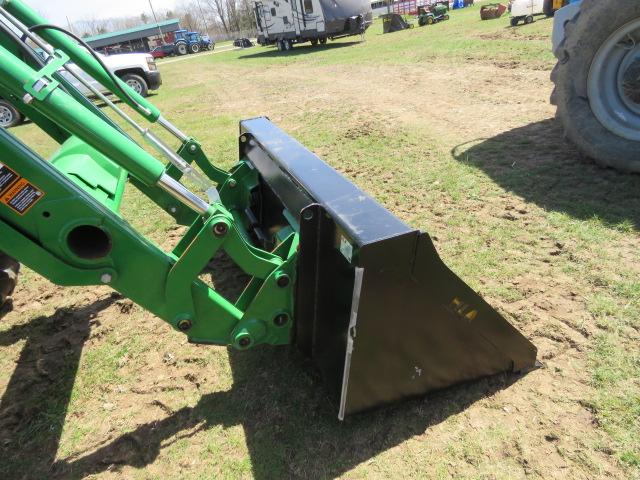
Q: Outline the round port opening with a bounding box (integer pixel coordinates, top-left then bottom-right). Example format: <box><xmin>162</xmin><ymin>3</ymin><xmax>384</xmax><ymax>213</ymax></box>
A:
<box><xmin>67</xmin><ymin>225</ymin><xmax>112</xmax><ymax>260</ymax></box>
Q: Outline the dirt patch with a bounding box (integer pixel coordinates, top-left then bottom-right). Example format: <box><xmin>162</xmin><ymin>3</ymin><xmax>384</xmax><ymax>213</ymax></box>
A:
<box><xmin>477</xmin><ymin>30</ymin><xmax>551</xmax><ymax>42</ymax></box>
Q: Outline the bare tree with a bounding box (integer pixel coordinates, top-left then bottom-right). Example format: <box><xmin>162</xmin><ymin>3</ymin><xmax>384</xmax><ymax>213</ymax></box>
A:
<box><xmin>226</xmin><ymin>0</ymin><xmax>240</xmax><ymax>31</ymax></box>
<box><xmin>76</xmin><ymin>15</ymin><xmax>110</xmax><ymax>36</ymax></box>
<box><xmin>75</xmin><ymin>0</ymin><xmax>255</xmax><ymax>42</ymax></box>
<box><xmin>204</xmin><ymin>0</ymin><xmax>230</xmax><ymax>34</ymax></box>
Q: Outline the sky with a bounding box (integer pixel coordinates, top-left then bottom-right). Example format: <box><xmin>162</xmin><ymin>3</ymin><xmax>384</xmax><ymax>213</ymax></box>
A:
<box><xmin>28</xmin><ymin>0</ymin><xmax>179</xmax><ymax>26</ymax></box>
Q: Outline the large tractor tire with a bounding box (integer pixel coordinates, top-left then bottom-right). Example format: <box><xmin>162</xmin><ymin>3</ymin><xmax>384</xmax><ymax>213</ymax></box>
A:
<box><xmin>552</xmin><ymin>0</ymin><xmax>640</xmax><ymax>172</ymax></box>
<box><xmin>0</xmin><ymin>252</ymin><xmax>19</xmax><ymax>318</ymax></box>
<box><xmin>176</xmin><ymin>42</ymin><xmax>188</xmax><ymax>55</ymax></box>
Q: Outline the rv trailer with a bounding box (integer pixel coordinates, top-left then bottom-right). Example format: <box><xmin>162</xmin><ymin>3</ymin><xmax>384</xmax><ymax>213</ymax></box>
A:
<box><xmin>254</xmin><ymin>0</ymin><xmax>373</xmax><ymax>50</ymax></box>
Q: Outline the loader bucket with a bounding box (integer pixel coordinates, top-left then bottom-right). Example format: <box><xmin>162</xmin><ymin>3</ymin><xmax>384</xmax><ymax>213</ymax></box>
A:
<box><xmin>239</xmin><ymin>118</ymin><xmax>537</xmax><ymax>419</ymax></box>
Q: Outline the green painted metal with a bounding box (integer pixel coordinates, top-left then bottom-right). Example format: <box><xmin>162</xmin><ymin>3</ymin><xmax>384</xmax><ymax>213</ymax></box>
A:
<box><xmin>49</xmin><ymin>137</ymin><xmax>127</xmax><ymax>212</ymax></box>
<box><xmin>177</xmin><ymin>139</ymin><xmax>230</xmax><ymax>186</ymax></box>
<box><xmin>0</xmin><ymin>0</ymin><xmax>298</xmax><ymax>350</ymax></box>
<box><xmin>0</xmin><ymin>125</ymin><xmax>295</xmax><ymax>348</ymax></box>
<box><xmin>23</xmin><ymin>49</ymin><xmax>69</xmax><ymax>100</ymax></box>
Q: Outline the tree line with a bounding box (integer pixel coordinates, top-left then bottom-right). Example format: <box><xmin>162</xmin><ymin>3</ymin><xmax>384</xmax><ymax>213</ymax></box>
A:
<box><xmin>75</xmin><ymin>0</ymin><xmax>258</xmax><ymax>40</ymax></box>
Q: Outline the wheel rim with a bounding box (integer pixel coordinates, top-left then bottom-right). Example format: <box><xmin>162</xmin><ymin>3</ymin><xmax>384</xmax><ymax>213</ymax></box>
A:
<box><xmin>0</xmin><ymin>105</ymin><xmax>14</xmax><ymax>127</ymax></box>
<box><xmin>588</xmin><ymin>18</ymin><xmax>640</xmax><ymax>141</ymax></box>
<box><xmin>126</xmin><ymin>79</ymin><xmax>143</xmax><ymax>94</ymax></box>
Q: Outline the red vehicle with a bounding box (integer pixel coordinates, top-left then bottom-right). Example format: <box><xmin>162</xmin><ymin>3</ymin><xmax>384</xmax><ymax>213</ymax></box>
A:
<box><xmin>150</xmin><ymin>44</ymin><xmax>175</xmax><ymax>59</ymax></box>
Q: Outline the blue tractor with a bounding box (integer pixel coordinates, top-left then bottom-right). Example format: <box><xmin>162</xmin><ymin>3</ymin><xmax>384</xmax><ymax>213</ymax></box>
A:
<box><xmin>173</xmin><ymin>29</ymin><xmax>214</xmax><ymax>55</ymax></box>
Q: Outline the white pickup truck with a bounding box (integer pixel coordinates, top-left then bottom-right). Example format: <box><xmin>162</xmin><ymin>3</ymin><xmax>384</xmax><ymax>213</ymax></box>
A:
<box><xmin>0</xmin><ymin>51</ymin><xmax>162</xmax><ymax>128</ymax></box>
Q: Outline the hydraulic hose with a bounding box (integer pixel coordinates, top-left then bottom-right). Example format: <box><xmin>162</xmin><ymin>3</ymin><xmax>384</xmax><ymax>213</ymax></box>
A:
<box><xmin>27</xmin><ymin>24</ymin><xmax>147</xmax><ymax>115</ymax></box>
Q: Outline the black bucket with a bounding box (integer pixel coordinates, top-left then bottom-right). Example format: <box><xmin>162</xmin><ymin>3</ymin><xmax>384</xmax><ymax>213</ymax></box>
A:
<box><xmin>239</xmin><ymin>118</ymin><xmax>537</xmax><ymax>419</ymax></box>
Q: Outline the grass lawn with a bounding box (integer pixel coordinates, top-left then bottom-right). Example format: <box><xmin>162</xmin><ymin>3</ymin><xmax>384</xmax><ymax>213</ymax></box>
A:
<box><xmin>1</xmin><ymin>1</ymin><xmax>638</xmax><ymax>479</ymax></box>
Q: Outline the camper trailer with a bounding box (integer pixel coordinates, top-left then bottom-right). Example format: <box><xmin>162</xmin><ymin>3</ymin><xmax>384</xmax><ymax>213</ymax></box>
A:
<box><xmin>254</xmin><ymin>0</ymin><xmax>373</xmax><ymax>50</ymax></box>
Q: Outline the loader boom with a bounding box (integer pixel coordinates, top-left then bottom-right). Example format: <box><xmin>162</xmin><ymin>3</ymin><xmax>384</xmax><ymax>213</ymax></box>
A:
<box><xmin>0</xmin><ymin>0</ymin><xmax>536</xmax><ymax>418</ymax></box>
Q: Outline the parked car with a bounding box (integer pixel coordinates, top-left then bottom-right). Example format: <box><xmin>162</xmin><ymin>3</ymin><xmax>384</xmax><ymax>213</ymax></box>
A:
<box><xmin>0</xmin><ymin>99</ymin><xmax>23</xmax><ymax>129</ymax></box>
<box><xmin>0</xmin><ymin>52</ymin><xmax>162</xmax><ymax>128</ymax></box>
<box><xmin>68</xmin><ymin>52</ymin><xmax>162</xmax><ymax>98</ymax></box>
<box><xmin>150</xmin><ymin>44</ymin><xmax>175</xmax><ymax>59</ymax></box>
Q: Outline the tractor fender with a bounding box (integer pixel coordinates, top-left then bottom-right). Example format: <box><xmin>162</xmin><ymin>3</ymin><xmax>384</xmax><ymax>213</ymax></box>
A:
<box><xmin>552</xmin><ymin>2</ymin><xmax>581</xmax><ymax>56</ymax></box>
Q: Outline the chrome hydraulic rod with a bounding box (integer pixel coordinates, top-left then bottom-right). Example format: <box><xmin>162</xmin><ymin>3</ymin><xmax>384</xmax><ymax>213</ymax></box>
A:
<box><xmin>157</xmin><ymin>173</ymin><xmax>210</xmax><ymax>215</ymax></box>
<box><xmin>158</xmin><ymin>115</ymin><xmax>189</xmax><ymax>143</ymax></box>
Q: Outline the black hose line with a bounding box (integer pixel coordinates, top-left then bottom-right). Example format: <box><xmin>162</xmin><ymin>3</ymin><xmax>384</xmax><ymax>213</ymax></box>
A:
<box><xmin>28</xmin><ymin>23</ymin><xmax>145</xmax><ymax>112</ymax></box>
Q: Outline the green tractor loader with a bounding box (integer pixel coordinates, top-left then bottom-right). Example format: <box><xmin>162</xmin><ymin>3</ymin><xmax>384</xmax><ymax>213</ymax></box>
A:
<box><xmin>0</xmin><ymin>0</ymin><xmax>536</xmax><ymax>418</ymax></box>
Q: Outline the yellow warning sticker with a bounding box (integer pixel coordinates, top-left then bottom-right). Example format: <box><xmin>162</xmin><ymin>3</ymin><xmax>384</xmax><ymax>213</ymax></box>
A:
<box><xmin>1</xmin><ymin>177</ymin><xmax>45</xmax><ymax>215</ymax></box>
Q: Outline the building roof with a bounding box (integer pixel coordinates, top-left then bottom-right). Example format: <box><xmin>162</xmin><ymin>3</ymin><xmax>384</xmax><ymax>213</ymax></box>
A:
<box><xmin>84</xmin><ymin>19</ymin><xmax>181</xmax><ymax>48</ymax></box>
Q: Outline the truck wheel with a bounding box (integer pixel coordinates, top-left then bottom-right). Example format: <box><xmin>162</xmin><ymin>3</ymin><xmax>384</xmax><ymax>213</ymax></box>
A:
<box><xmin>552</xmin><ymin>0</ymin><xmax>640</xmax><ymax>172</ymax></box>
<box><xmin>190</xmin><ymin>43</ymin><xmax>200</xmax><ymax>53</ymax></box>
<box><xmin>121</xmin><ymin>73</ymin><xmax>149</xmax><ymax>97</ymax></box>
<box><xmin>510</xmin><ymin>17</ymin><xmax>519</xmax><ymax>26</ymax></box>
<box><xmin>0</xmin><ymin>252</ymin><xmax>19</xmax><ymax>319</ymax></box>
<box><xmin>311</xmin><ymin>39</ymin><xmax>318</xmax><ymax>46</ymax></box>
<box><xmin>319</xmin><ymin>37</ymin><xmax>327</xmax><ymax>45</ymax></box>
<box><xmin>0</xmin><ymin>99</ymin><xmax>24</xmax><ymax>128</ymax></box>
<box><xmin>177</xmin><ymin>43</ymin><xmax>188</xmax><ymax>55</ymax></box>
<box><xmin>524</xmin><ymin>15</ymin><xmax>534</xmax><ymax>24</ymax></box>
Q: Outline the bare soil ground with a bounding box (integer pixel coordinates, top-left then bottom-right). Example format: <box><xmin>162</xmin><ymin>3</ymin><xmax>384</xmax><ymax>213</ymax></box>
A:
<box><xmin>1</xmin><ymin>8</ymin><xmax>638</xmax><ymax>480</ymax></box>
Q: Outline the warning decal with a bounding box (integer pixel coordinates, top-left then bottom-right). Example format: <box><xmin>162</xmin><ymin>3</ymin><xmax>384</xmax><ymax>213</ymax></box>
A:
<box><xmin>1</xmin><ymin>177</ymin><xmax>45</xmax><ymax>215</ymax></box>
<box><xmin>0</xmin><ymin>163</ymin><xmax>19</xmax><ymax>196</ymax></box>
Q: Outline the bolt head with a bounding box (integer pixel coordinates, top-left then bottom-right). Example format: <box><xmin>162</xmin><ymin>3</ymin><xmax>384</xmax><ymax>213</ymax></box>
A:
<box><xmin>189</xmin><ymin>144</ymin><xmax>197</xmax><ymax>153</ymax></box>
<box><xmin>177</xmin><ymin>319</ymin><xmax>192</xmax><ymax>331</ymax></box>
<box><xmin>228</xmin><ymin>179</ymin><xmax>237</xmax><ymax>188</ymax></box>
<box><xmin>274</xmin><ymin>313</ymin><xmax>289</xmax><ymax>326</ymax></box>
<box><xmin>213</xmin><ymin>222</ymin><xmax>228</xmax><ymax>237</ymax></box>
<box><xmin>276</xmin><ymin>274</ymin><xmax>290</xmax><ymax>288</ymax></box>
<box><xmin>238</xmin><ymin>336</ymin><xmax>251</xmax><ymax>348</ymax></box>
<box><xmin>100</xmin><ymin>273</ymin><xmax>112</xmax><ymax>284</ymax></box>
